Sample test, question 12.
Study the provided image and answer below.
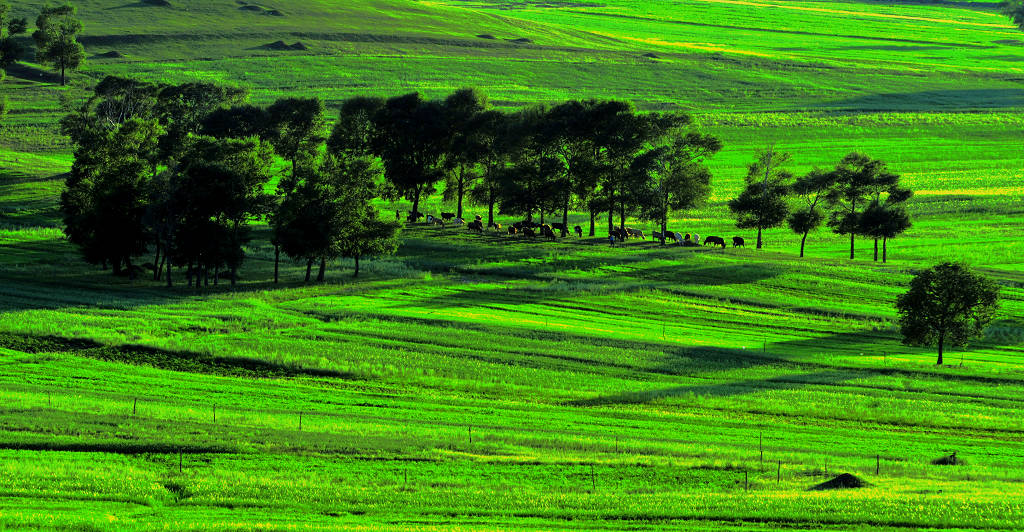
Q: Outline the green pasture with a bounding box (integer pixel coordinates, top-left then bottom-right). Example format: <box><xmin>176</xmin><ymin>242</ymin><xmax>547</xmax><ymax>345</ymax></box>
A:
<box><xmin>2</xmin><ymin>0</ymin><xmax>1024</xmax><ymax>529</ymax></box>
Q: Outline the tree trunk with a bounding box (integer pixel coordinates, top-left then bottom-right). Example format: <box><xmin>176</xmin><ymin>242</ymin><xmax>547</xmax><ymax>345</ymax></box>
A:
<box><xmin>873</xmin><ymin>238</ymin><xmax>879</xmax><ymax>261</ymax></box>
<box><xmin>112</xmin><ymin>258</ymin><xmax>123</xmax><ymax>276</ymax></box>
<box><xmin>187</xmin><ymin>261</ymin><xmax>193</xmax><ymax>288</ymax></box>
<box><xmin>353</xmin><ymin>255</ymin><xmax>360</xmax><ymax>277</ymax></box>
<box><xmin>589</xmin><ymin>207</ymin><xmax>596</xmax><ymax>237</ymax></box>
<box><xmin>799</xmin><ymin>232</ymin><xmax>808</xmax><ymax>258</ymax></box>
<box><xmin>882</xmin><ymin>237</ymin><xmax>888</xmax><ymax>263</ymax></box>
<box><xmin>607</xmin><ymin>189</ymin><xmax>614</xmax><ymax>233</ymax></box>
<box><xmin>274</xmin><ymin>244</ymin><xmax>280</xmax><ymax>284</ymax></box>
<box><xmin>619</xmin><ymin>202</ymin><xmax>625</xmax><ymax>230</ymax></box>
<box><xmin>214</xmin><ymin>265</ymin><xmax>219</xmax><ymax>286</ymax></box>
<box><xmin>153</xmin><ymin>242</ymin><xmax>161</xmax><ymax>281</ymax></box>
<box><xmin>487</xmin><ymin>192</ymin><xmax>495</xmax><ymax>228</ymax></box>
<box><xmin>305</xmin><ymin>259</ymin><xmax>312</xmax><ymax>282</ymax></box>
<box><xmin>203</xmin><ymin>267</ymin><xmax>209</xmax><ymax>287</ymax></box>
<box><xmin>60</xmin><ymin>65</ymin><xmax>66</xmax><ymax>86</ymax></box>
<box><xmin>936</xmin><ymin>331</ymin><xmax>945</xmax><ymax>365</ymax></box>
<box><xmin>849</xmin><ymin>231</ymin><xmax>855</xmax><ymax>260</ymax></box>
<box><xmin>126</xmin><ymin>257</ymin><xmax>135</xmax><ymax>280</ymax></box>
<box><xmin>157</xmin><ymin>252</ymin><xmax>166</xmax><ymax>281</ymax></box>
<box><xmin>317</xmin><ymin>257</ymin><xmax>326</xmax><ymax>282</ymax></box>
<box><xmin>166</xmin><ymin>256</ymin><xmax>173</xmax><ymax>287</ymax></box>
<box><xmin>412</xmin><ymin>186</ymin><xmax>422</xmax><ymax>220</ymax></box>
<box><xmin>562</xmin><ymin>199</ymin><xmax>569</xmax><ymax>233</ymax></box>
<box><xmin>457</xmin><ymin>166</ymin><xmax>465</xmax><ymax>220</ymax></box>
<box><xmin>756</xmin><ymin>227</ymin><xmax>763</xmax><ymax>249</ymax></box>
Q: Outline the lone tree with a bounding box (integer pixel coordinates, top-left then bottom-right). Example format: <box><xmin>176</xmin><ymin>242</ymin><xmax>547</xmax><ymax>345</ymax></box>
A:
<box><xmin>827</xmin><ymin>152</ymin><xmax>899</xmax><ymax>260</ymax></box>
<box><xmin>788</xmin><ymin>168</ymin><xmax>835</xmax><ymax>258</ymax></box>
<box><xmin>1</xmin><ymin>2</ymin><xmax>29</xmax><ymax>71</ymax></box>
<box><xmin>33</xmin><ymin>3</ymin><xmax>84</xmax><ymax>86</ymax></box>
<box><xmin>896</xmin><ymin>262</ymin><xmax>1000</xmax><ymax>365</ymax></box>
<box><xmin>728</xmin><ymin>146</ymin><xmax>792</xmax><ymax>249</ymax></box>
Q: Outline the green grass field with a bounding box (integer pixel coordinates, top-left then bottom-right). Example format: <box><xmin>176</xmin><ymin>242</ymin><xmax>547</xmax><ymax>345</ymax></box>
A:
<box><xmin>2</xmin><ymin>0</ymin><xmax>1024</xmax><ymax>529</ymax></box>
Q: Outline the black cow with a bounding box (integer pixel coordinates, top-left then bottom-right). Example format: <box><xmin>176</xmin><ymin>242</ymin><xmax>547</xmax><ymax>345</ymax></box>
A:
<box><xmin>626</xmin><ymin>227</ymin><xmax>645</xmax><ymax>239</ymax></box>
<box><xmin>491</xmin><ymin>222</ymin><xmax>502</xmax><ymax>233</ymax></box>
<box><xmin>574</xmin><ymin>225</ymin><xmax>583</xmax><ymax>238</ymax></box>
<box><xmin>467</xmin><ymin>220</ymin><xmax>483</xmax><ymax>232</ymax></box>
<box><xmin>610</xmin><ymin>228</ymin><xmax>627</xmax><ymax>241</ymax></box>
<box><xmin>652</xmin><ymin>231</ymin><xmax>663</xmax><ymax>242</ymax></box>
<box><xmin>732</xmin><ymin>236</ymin><xmax>745</xmax><ymax>248</ymax></box>
<box><xmin>406</xmin><ymin>211</ymin><xmax>424</xmax><ymax>223</ymax></box>
<box><xmin>703</xmin><ymin>236</ymin><xmax>726</xmax><ymax>248</ymax></box>
<box><xmin>441</xmin><ymin>212</ymin><xmax>455</xmax><ymax>221</ymax></box>
<box><xmin>540</xmin><ymin>224</ymin><xmax>557</xmax><ymax>240</ymax></box>
<box><xmin>507</xmin><ymin>226</ymin><xmax>518</xmax><ymax>236</ymax></box>
<box><xmin>551</xmin><ymin>222</ymin><xmax>568</xmax><ymax>237</ymax></box>
<box><xmin>523</xmin><ymin>227</ymin><xmax>536</xmax><ymax>238</ymax></box>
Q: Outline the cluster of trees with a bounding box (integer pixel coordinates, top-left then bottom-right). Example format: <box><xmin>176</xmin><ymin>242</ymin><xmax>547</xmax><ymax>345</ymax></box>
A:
<box><xmin>728</xmin><ymin>146</ymin><xmax>912</xmax><ymax>262</ymax></box>
<box><xmin>0</xmin><ymin>1</ymin><xmax>84</xmax><ymax>85</ymax></box>
<box><xmin>60</xmin><ymin>76</ymin><xmax>398</xmax><ymax>286</ymax></box>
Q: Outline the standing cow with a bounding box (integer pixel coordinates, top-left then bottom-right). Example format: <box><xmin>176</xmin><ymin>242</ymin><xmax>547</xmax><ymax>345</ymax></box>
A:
<box><xmin>703</xmin><ymin>236</ymin><xmax>726</xmax><ymax>248</ymax></box>
<box><xmin>574</xmin><ymin>225</ymin><xmax>583</xmax><ymax>238</ymax></box>
<box><xmin>732</xmin><ymin>236</ymin><xmax>745</xmax><ymax>248</ymax></box>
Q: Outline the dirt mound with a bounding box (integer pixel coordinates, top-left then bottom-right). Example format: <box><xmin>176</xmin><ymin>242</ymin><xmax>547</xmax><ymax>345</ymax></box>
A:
<box><xmin>809</xmin><ymin>473</ymin><xmax>871</xmax><ymax>491</ymax></box>
<box><xmin>239</xmin><ymin>4</ymin><xmax>264</xmax><ymax>12</ymax></box>
<box><xmin>264</xmin><ymin>40</ymin><xmax>291</xmax><ymax>50</ymax></box>
<box><xmin>290</xmin><ymin>41</ymin><xmax>308</xmax><ymax>50</ymax></box>
<box><xmin>93</xmin><ymin>50</ymin><xmax>125</xmax><ymax>58</ymax></box>
<box><xmin>141</xmin><ymin>0</ymin><xmax>172</xmax><ymax>5</ymax></box>
<box><xmin>642</xmin><ymin>52</ymin><xmax>659</xmax><ymax>59</ymax></box>
<box><xmin>267</xmin><ymin>9</ymin><xmax>285</xmax><ymax>16</ymax></box>
<box><xmin>477</xmin><ymin>34</ymin><xmax>497</xmax><ymax>40</ymax></box>
<box><xmin>509</xmin><ymin>37</ymin><xmax>533</xmax><ymax>44</ymax></box>
<box><xmin>932</xmin><ymin>453</ymin><xmax>965</xmax><ymax>466</ymax></box>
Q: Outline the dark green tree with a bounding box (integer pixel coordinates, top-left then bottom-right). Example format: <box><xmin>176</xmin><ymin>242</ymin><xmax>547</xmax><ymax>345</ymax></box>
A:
<box><xmin>327</xmin><ymin>96</ymin><xmax>384</xmax><ymax>160</ymax></box>
<box><xmin>60</xmin><ymin>118</ymin><xmax>163</xmax><ymax>277</ymax></box>
<box><xmin>372</xmin><ymin>92</ymin><xmax>449</xmax><ymax>218</ymax></box>
<box><xmin>156</xmin><ymin>82</ymin><xmax>248</xmax><ymax>161</ymax></box>
<box><xmin>442</xmin><ymin>88</ymin><xmax>488</xmax><ymax>220</ymax></box>
<box><xmin>826</xmin><ymin>152</ymin><xmax>899</xmax><ymax>260</ymax></box>
<box><xmin>896</xmin><ymin>262</ymin><xmax>1000</xmax><ymax>365</ymax></box>
<box><xmin>467</xmin><ymin>109</ymin><xmax>512</xmax><ymax>228</ymax></box>
<box><xmin>0</xmin><ymin>2</ymin><xmax>29</xmax><ymax>70</ymax></box>
<box><xmin>859</xmin><ymin>200</ymin><xmax>911</xmax><ymax>263</ymax></box>
<box><xmin>267</xmin><ymin>97</ymin><xmax>327</xmax><ymax>175</ymax></box>
<box><xmin>788</xmin><ymin>168</ymin><xmax>835</xmax><ymax>258</ymax></box>
<box><xmin>168</xmin><ymin>136</ymin><xmax>274</xmax><ymax>287</ymax></box>
<box><xmin>201</xmin><ymin>104</ymin><xmax>269</xmax><ymax>139</ymax></box>
<box><xmin>495</xmin><ymin>108</ymin><xmax>560</xmax><ymax>222</ymax></box>
<box><xmin>728</xmin><ymin>146</ymin><xmax>792</xmax><ymax>249</ymax></box>
<box><xmin>1004</xmin><ymin>0</ymin><xmax>1024</xmax><ymax>29</ymax></box>
<box><xmin>633</xmin><ymin>130</ymin><xmax>721</xmax><ymax>244</ymax></box>
<box><xmin>32</xmin><ymin>3</ymin><xmax>84</xmax><ymax>86</ymax></box>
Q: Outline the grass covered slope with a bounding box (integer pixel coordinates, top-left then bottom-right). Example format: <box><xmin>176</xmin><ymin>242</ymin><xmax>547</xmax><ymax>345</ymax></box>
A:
<box><xmin>1</xmin><ymin>0</ymin><xmax>1024</xmax><ymax>529</ymax></box>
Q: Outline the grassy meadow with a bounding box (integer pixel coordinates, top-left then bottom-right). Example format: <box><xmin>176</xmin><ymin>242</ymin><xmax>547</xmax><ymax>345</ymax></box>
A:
<box><xmin>2</xmin><ymin>0</ymin><xmax>1024</xmax><ymax>529</ymax></box>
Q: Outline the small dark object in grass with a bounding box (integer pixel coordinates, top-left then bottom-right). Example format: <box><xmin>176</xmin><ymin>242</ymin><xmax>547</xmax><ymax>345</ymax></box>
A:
<box><xmin>642</xmin><ymin>52</ymin><xmax>659</xmax><ymax>59</ymax></box>
<box><xmin>290</xmin><ymin>41</ymin><xmax>308</xmax><ymax>50</ymax></box>
<box><xmin>809</xmin><ymin>473</ymin><xmax>871</xmax><ymax>491</ymax></box>
<box><xmin>932</xmin><ymin>452</ymin><xmax>965</xmax><ymax>466</ymax></box>
<box><xmin>239</xmin><ymin>4</ymin><xmax>264</xmax><ymax>11</ymax></box>
<box><xmin>141</xmin><ymin>0</ymin><xmax>172</xmax><ymax>6</ymax></box>
<box><xmin>94</xmin><ymin>50</ymin><xmax>125</xmax><ymax>59</ymax></box>
<box><xmin>267</xmin><ymin>9</ymin><xmax>284</xmax><ymax>16</ymax></box>
<box><xmin>477</xmin><ymin>34</ymin><xmax>496</xmax><ymax>39</ymax></box>
<box><xmin>265</xmin><ymin>40</ymin><xmax>290</xmax><ymax>50</ymax></box>
<box><xmin>510</xmin><ymin>37</ymin><xmax>533</xmax><ymax>44</ymax></box>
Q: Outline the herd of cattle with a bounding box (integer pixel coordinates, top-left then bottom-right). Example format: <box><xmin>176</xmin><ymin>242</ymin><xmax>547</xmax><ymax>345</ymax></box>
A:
<box><xmin>402</xmin><ymin>210</ymin><xmax>747</xmax><ymax>248</ymax></box>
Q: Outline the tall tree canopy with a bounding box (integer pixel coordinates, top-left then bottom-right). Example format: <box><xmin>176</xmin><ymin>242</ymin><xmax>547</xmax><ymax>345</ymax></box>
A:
<box><xmin>32</xmin><ymin>3</ymin><xmax>84</xmax><ymax>86</ymax></box>
<box><xmin>372</xmin><ymin>92</ymin><xmax>449</xmax><ymax>218</ymax></box>
<box><xmin>267</xmin><ymin>97</ymin><xmax>327</xmax><ymax>175</ymax></box>
<box><xmin>728</xmin><ymin>146</ymin><xmax>792</xmax><ymax>249</ymax></box>
<box><xmin>826</xmin><ymin>152</ymin><xmax>900</xmax><ymax>260</ymax></box>
<box><xmin>896</xmin><ymin>262</ymin><xmax>1000</xmax><ymax>365</ymax></box>
<box><xmin>633</xmin><ymin>130</ymin><xmax>721</xmax><ymax>244</ymax></box>
<box><xmin>0</xmin><ymin>2</ymin><xmax>29</xmax><ymax>70</ymax></box>
<box><xmin>442</xmin><ymin>88</ymin><xmax>488</xmax><ymax>220</ymax></box>
<box><xmin>788</xmin><ymin>168</ymin><xmax>835</xmax><ymax>258</ymax></box>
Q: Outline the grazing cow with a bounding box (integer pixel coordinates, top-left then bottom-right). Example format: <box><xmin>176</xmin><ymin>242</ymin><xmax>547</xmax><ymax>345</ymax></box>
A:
<box><xmin>512</xmin><ymin>221</ymin><xmax>525</xmax><ymax>231</ymax></box>
<box><xmin>452</xmin><ymin>217</ymin><xmax>465</xmax><ymax>225</ymax></box>
<box><xmin>672</xmin><ymin>232</ymin><xmax>685</xmax><ymax>245</ymax></box>
<box><xmin>610</xmin><ymin>228</ymin><xmax>627</xmax><ymax>241</ymax></box>
<box><xmin>491</xmin><ymin>223</ymin><xmax>502</xmax><ymax>233</ymax></box>
<box><xmin>507</xmin><ymin>226</ymin><xmax>518</xmax><ymax>236</ymax></box>
<box><xmin>574</xmin><ymin>225</ymin><xmax>583</xmax><ymax>238</ymax></box>
<box><xmin>475</xmin><ymin>214</ymin><xmax>483</xmax><ymax>221</ymax></box>
<box><xmin>540</xmin><ymin>224</ymin><xmax>557</xmax><ymax>240</ymax></box>
<box><xmin>467</xmin><ymin>220</ymin><xmax>483</xmax><ymax>232</ymax></box>
<box><xmin>426</xmin><ymin>214</ymin><xmax>436</xmax><ymax>225</ymax></box>
<box><xmin>652</xmin><ymin>231</ymin><xmax>664</xmax><ymax>241</ymax></box>
<box><xmin>732</xmin><ymin>236</ymin><xmax>745</xmax><ymax>248</ymax></box>
<box><xmin>703</xmin><ymin>236</ymin><xmax>726</xmax><ymax>248</ymax></box>
<box><xmin>395</xmin><ymin>210</ymin><xmax>401</xmax><ymax>221</ymax></box>
<box><xmin>441</xmin><ymin>212</ymin><xmax>455</xmax><ymax>222</ymax></box>
<box><xmin>406</xmin><ymin>211</ymin><xmax>424</xmax><ymax>223</ymax></box>
<box><xmin>694</xmin><ymin>233</ymin><xmax>701</xmax><ymax>245</ymax></box>
<box><xmin>626</xmin><ymin>227</ymin><xmax>645</xmax><ymax>239</ymax></box>
<box><xmin>523</xmin><ymin>227</ymin><xmax>536</xmax><ymax>238</ymax></box>
<box><xmin>551</xmin><ymin>222</ymin><xmax>568</xmax><ymax>237</ymax></box>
